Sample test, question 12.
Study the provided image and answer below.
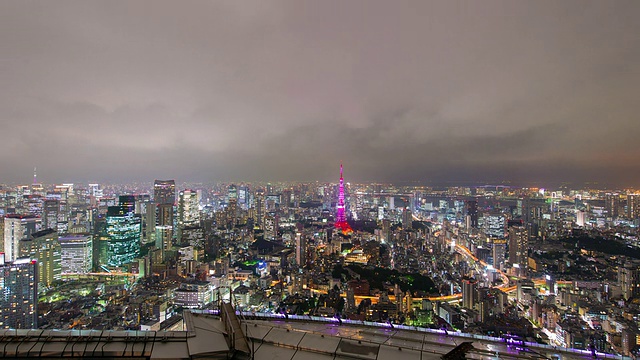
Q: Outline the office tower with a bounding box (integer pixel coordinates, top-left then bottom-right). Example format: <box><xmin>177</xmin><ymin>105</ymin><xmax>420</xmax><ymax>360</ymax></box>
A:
<box><xmin>253</xmin><ymin>191</ymin><xmax>264</xmax><ymax>228</ymax></box>
<box><xmin>462</xmin><ymin>278</ymin><xmax>478</xmax><ymax>310</ymax></box>
<box><xmin>0</xmin><ymin>255</ymin><xmax>38</xmax><ymax>329</ymax></box>
<box><xmin>156</xmin><ymin>203</ymin><xmax>173</xmax><ymax>260</ymax></box>
<box><xmin>154</xmin><ymin>180</ymin><xmax>176</xmax><ymax>206</ymax></box>
<box><xmin>88</xmin><ymin>183</ymin><xmax>103</xmax><ymax>199</ymax></box>
<box><xmin>606</xmin><ymin>193</ymin><xmax>620</xmax><ymax>219</ymax></box>
<box><xmin>335</xmin><ymin>163</ymin><xmax>352</xmax><ymax>234</ymax></box>
<box><xmin>105</xmin><ymin>206</ymin><xmax>141</xmax><ymax>267</ymax></box>
<box><xmin>226</xmin><ymin>198</ymin><xmax>238</xmax><ymax>227</ymax></box>
<box><xmin>295</xmin><ymin>232</ymin><xmax>306</xmax><ymax>267</ymax></box>
<box><xmin>492</xmin><ymin>238</ymin><xmax>507</xmax><ymax>270</ymax></box>
<box><xmin>228</xmin><ymin>184</ymin><xmax>237</xmax><ymax>200</ymax></box>
<box><xmin>43</xmin><ymin>199</ymin><xmax>59</xmax><ymax>230</ymax></box>
<box><xmin>135</xmin><ymin>194</ymin><xmax>154</xmax><ymax>244</ymax></box>
<box><xmin>119</xmin><ymin>195</ymin><xmax>136</xmax><ymax>214</ymax></box>
<box><xmin>508</xmin><ymin>225</ymin><xmax>528</xmax><ymax>268</ymax></box>
<box><xmin>3</xmin><ymin>214</ymin><xmax>41</xmax><ymax>262</ymax></box>
<box><xmin>402</xmin><ymin>207</ymin><xmax>413</xmax><ymax>230</ymax></box>
<box><xmin>59</xmin><ymin>234</ymin><xmax>93</xmax><ymax>274</ymax></box>
<box><xmin>144</xmin><ymin>202</ymin><xmax>156</xmax><ymax>244</ymax></box>
<box><xmin>628</xmin><ymin>194</ymin><xmax>639</xmax><ymax>219</ymax></box>
<box><xmin>22</xmin><ymin>228</ymin><xmax>61</xmax><ymax>288</ymax></box>
<box><xmin>237</xmin><ymin>186</ymin><xmax>248</xmax><ymax>207</ymax></box>
<box><xmin>178</xmin><ymin>189</ymin><xmax>199</xmax><ymax>229</ymax></box>
<box><xmin>576</xmin><ymin>210</ymin><xmax>587</xmax><ymax>227</ymax></box>
<box><xmin>22</xmin><ymin>195</ymin><xmax>44</xmax><ymax>217</ymax></box>
<box><xmin>466</xmin><ymin>200</ymin><xmax>479</xmax><ymax>228</ymax></box>
<box><xmin>619</xmin><ymin>262</ymin><xmax>640</xmax><ymax>300</ymax></box>
<box><xmin>483</xmin><ymin>213</ymin><xmax>506</xmax><ymax>239</ymax></box>
<box><xmin>263</xmin><ymin>214</ymin><xmax>277</xmax><ymax>240</ymax></box>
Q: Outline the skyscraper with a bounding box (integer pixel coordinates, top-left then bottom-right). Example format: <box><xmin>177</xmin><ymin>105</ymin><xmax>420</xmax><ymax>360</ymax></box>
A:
<box><xmin>628</xmin><ymin>194</ymin><xmax>639</xmax><ymax>220</ymax></box>
<box><xmin>119</xmin><ymin>195</ymin><xmax>136</xmax><ymax>214</ymax></box>
<box><xmin>3</xmin><ymin>214</ymin><xmax>41</xmax><ymax>262</ymax></box>
<box><xmin>105</xmin><ymin>206</ymin><xmax>141</xmax><ymax>267</ymax></box>
<box><xmin>508</xmin><ymin>225</ymin><xmax>528</xmax><ymax>268</ymax></box>
<box><xmin>59</xmin><ymin>234</ymin><xmax>93</xmax><ymax>274</ymax></box>
<box><xmin>402</xmin><ymin>207</ymin><xmax>413</xmax><ymax>230</ymax></box>
<box><xmin>466</xmin><ymin>200</ymin><xmax>479</xmax><ymax>228</ymax></box>
<box><xmin>154</xmin><ymin>180</ymin><xmax>176</xmax><ymax>206</ymax></box>
<box><xmin>156</xmin><ymin>203</ymin><xmax>173</xmax><ymax>260</ymax></box>
<box><xmin>178</xmin><ymin>189</ymin><xmax>199</xmax><ymax>229</ymax></box>
<box><xmin>483</xmin><ymin>212</ymin><xmax>506</xmax><ymax>239</ymax></box>
<box><xmin>619</xmin><ymin>262</ymin><xmax>640</xmax><ymax>300</ymax></box>
<box><xmin>43</xmin><ymin>199</ymin><xmax>59</xmax><ymax>230</ymax></box>
<box><xmin>295</xmin><ymin>232</ymin><xmax>306</xmax><ymax>267</ymax></box>
<box><xmin>462</xmin><ymin>278</ymin><xmax>478</xmax><ymax>310</ymax></box>
<box><xmin>605</xmin><ymin>193</ymin><xmax>620</xmax><ymax>219</ymax></box>
<box><xmin>22</xmin><ymin>228</ymin><xmax>61</xmax><ymax>289</ymax></box>
<box><xmin>492</xmin><ymin>238</ymin><xmax>507</xmax><ymax>270</ymax></box>
<box><xmin>0</xmin><ymin>255</ymin><xmax>38</xmax><ymax>329</ymax></box>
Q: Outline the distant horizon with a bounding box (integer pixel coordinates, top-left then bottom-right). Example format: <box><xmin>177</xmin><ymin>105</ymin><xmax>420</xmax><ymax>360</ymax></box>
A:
<box><xmin>1</xmin><ymin>175</ymin><xmax>635</xmax><ymax>191</ymax></box>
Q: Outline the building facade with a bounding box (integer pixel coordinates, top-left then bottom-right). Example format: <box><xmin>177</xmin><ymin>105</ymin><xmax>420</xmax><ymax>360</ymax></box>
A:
<box><xmin>0</xmin><ymin>256</ymin><xmax>38</xmax><ymax>329</ymax></box>
<box><xmin>105</xmin><ymin>206</ymin><xmax>141</xmax><ymax>267</ymax></box>
<box><xmin>59</xmin><ymin>234</ymin><xmax>93</xmax><ymax>274</ymax></box>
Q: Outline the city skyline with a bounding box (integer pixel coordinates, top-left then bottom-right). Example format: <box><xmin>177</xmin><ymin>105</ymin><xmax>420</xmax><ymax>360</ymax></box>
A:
<box><xmin>1</xmin><ymin>1</ymin><xmax>639</xmax><ymax>186</ymax></box>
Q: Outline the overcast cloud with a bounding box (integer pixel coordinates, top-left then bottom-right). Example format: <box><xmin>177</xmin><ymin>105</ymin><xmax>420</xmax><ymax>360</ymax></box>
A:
<box><xmin>1</xmin><ymin>1</ymin><xmax>639</xmax><ymax>186</ymax></box>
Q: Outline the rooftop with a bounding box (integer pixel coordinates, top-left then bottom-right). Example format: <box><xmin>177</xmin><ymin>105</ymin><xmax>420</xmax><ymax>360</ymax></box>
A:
<box><xmin>0</xmin><ymin>308</ymin><xmax>629</xmax><ymax>360</ymax></box>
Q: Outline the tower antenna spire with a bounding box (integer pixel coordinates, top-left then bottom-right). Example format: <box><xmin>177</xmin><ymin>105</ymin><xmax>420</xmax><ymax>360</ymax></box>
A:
<box><xmin>335</xmin><ymin>161</ymin><xmax>352</xmax><ymax>235</ymax></box>
<box><xmin>33</xmin><ymin>167</ymin><xmax>37</xmax><ymax>184</ymax></box>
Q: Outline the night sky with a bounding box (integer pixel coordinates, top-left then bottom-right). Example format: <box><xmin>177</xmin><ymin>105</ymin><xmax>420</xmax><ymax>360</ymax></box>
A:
<box><xmin>1</xmin><ymin>1</ymin><xmax>639</xmax><ymax>186</ymax></box>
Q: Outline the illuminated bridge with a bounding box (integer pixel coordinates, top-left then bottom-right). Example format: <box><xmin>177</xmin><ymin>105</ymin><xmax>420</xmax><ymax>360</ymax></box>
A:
<box><xmin>0</xmin><ymin>305</ymin><xmax>628</xmax><ymax>360</ymax></box>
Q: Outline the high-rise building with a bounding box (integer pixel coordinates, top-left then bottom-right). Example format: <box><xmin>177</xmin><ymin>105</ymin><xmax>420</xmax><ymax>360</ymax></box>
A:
<box><xmin>178</xmin><ymin>189</ymin><xmax>199</xmax><ymax>230</ymax></box>
<box><xmin>606</xmin><ymin>193</ymin><xmax>620</xmax><ymax>219</ymax></box>
<box><xmin>466</xmin><ymin>200</ymin><xmax>479</xmax><ymax>228</ymax></box>
<box><xmin>135</xmin><ymin>194</ymin><xmax>154</xmax><ymax>244</ymax></box>
<box><xmin>483</xmin><ymin>212</ymin><xmax>506</xmax><ymax>239</ymax></box>
<box><xmin>628</xmin><ymin>194</ymin><xmax>640</xmax><ymax>220</ymax></box>
<box><xmin>228</xmin><ymin>185</ymin><xmax>238</xmax><ymax>201</ymax></box>
<box><xmin>59</xmin><ymin>234</ymin><xmax>93</xmax><ymax>274</ymax></box>
<box><xmin>295</xmin><ymin>232</ymin><xmax>306</xmax><ymax>267</ymax></box>
<box><xmin>43</xmin><ymin>199</ymin><xmax>59</xmax><ymax>230</ymax></box>
<box><xmin>462</xmin><ymin>278</ymin><xmax>478</xmax><ymax>310</ymax></box>
<box><xmin>154</xmin><ymin>180</ymin><xmax>176</xmax><ymax>206</ymax></box>
<box><xmin>155</xmin><ymin>203</ymin><xmax>174</xmax><ymax>260</ymax></box>
<box><xmin>88</xmin><ymin>183</ymin><xmax>103</xmax><ymax>199</ymax></box>
<box><xmin>576</xmin><ymin>210</ymin><xmax>587</xmax><ymax>227</ymax></box>
<box><xmin>21</xmin><ymin>228</ymin><xmax>61</xmax><ymax>288</ymax></box>
<box><xmin>253</xmin><ymin>191</ymin><xmax>264</xmax><ymax>229</ymax></box>
<box><xmin>0</xmin><ymin>255</ymin><xmax>38</xmax><ymax>329</ymax></box>
<box><xmin>402</xmin><ymin>207</ymin><xmax>413</xmax><ymax>230</ymax></box>
<box><xmin>119</xmin><ymin>195</ymin><xmax>136</xmax><ymax>214</ymax></box>
<box><xmin>508</xmin><ymin>226</ymin><xmax>528</xmax><ymax>268</ymax></box>
<box><xmin>3</xmin><ymin>214</ymin><xmax>41</xmax><ymax>262</ymax></box>
<box><xmin>105</xmin><ymin>206</ymin><xmax>141</xmax><ymax>267</ymax></box>
<box><xmin>492</xmin><ymin>238</ymin><xmax>507</xmax><ymax>270</ymax></box>
<box><xmin>619</xmin><ymin>262</ymin><xmax>640</xmax><ymax>300</ymax></box>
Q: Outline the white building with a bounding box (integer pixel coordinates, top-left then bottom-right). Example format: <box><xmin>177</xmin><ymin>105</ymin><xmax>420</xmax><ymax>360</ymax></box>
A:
<box><xmin>59</xmin><ymin>234</ymin><xmax>93</xmax><ymax>273</ymax></box>
<box><xmin>3</xmin><ymin>215</ymin><xmax>41</xmax><ymax>262</ymax></box>
<box><xmin>173</xmin><ymin>281</ymin><xmax>214</xmax><ymax>308</ymax></box>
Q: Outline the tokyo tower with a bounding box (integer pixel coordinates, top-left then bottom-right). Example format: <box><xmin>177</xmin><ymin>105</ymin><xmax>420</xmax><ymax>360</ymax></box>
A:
<box><xmin>335</xmin><ymin>162</ymin><xmax>353</xmax><ymax>234</ymax></box>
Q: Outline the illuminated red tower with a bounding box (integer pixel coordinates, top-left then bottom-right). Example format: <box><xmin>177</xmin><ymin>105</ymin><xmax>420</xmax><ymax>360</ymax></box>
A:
<box><xmin>335</xmin><ymin>162</ymin><xmax>353</xmax><ymax>234</ymax></box>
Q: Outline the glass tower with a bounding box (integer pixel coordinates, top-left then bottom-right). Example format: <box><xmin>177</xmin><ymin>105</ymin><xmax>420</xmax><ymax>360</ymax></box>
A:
<box><xmin>105</xmin><ymin>206</ymin><xmax>141</xmax><ymax>267</ymax></box>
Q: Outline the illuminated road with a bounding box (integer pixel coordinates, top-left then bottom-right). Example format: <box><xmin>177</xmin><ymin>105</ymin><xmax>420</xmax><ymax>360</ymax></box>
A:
<box><xmin>453</xmin><ymin>243</ymin><xmax>511</xmax><ymax>289</ymax></box>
